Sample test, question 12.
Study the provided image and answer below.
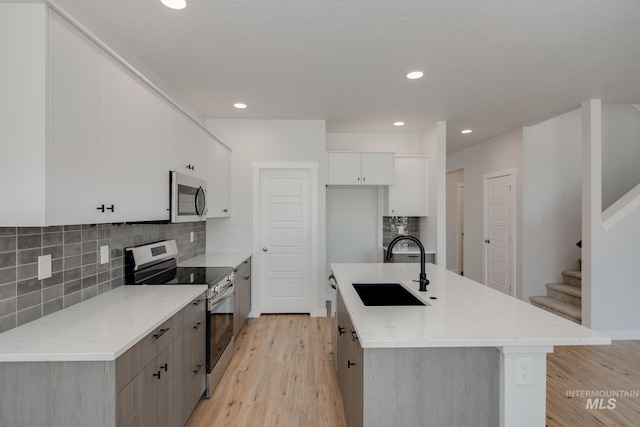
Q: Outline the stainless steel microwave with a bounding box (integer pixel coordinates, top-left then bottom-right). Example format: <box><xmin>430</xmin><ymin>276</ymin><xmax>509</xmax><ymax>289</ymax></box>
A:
<box><xmin>170</xmin><ymin>171</ymin><xmax>207</xmax><ymax>223</ymax></box>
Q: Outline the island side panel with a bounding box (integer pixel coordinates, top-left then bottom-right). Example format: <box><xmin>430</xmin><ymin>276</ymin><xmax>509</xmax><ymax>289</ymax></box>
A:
<box><xmin>0</xmin><ymin>361</ymin><xmax>116</xmax><ymax>427</ymax></box>
<box><xmin>364</xmin><ymin>347</ymin><xmax>499</xmax><ymax>427</ymax></box>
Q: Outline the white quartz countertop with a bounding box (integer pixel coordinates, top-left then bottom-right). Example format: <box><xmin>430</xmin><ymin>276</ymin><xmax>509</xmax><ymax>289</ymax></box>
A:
<box><xmin>0</xmin><ymin>285</ymin><xmax>207</xmax><ymax>362</ymax></box>
<box><xmin>330</xmin><ymin>263</ymin><xmax>610</xmax><ymax>349</ymax></box>
<box><xmin>179</xmin><ymin>252</ymin><xmax>251</xmax><ymax>268</ymax></box>
<box><xmin>382</xmin><ymin>246</ymin><xmax>436</xmax><ymax>255</ymax></box>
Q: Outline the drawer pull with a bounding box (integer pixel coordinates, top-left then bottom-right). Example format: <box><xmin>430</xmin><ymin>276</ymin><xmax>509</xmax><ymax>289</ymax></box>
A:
<box><xmin>347</xmin><ymin>360</ymin><xmax>356</xmax><ymax>368</ymax></box>
<box><xmin>350</xmin><ymin>330</ymin><xmax>358</xmax><ymax>342</ymax></box>
<box><xmin>192</xmin><ymin>299</ymin><xmax>203</xmax><ymax>306</ymax></box>
<box><xmin>338</xmin><ymin>326</ymin><xmax>345</xmax><ymax>335</ymax></box>
<box><xmin>153</xmin><ymin>370</ymin><xmax>161</xmax><ymax>379</ymax></box>
<box><xmin>153</xmin><ymin>327</ymin><xmax>170</xmax><ymax>339</ymax></box>
<box><xmin>243</xmin><ymin>276</ymin><xmax>250</xmax><ymax>280</ymax></box>
<box><xmin>193</xmin><ymin>322</ymin><xmax>201</xmax><ymax>330</ymax></box>
<box><xmin>234</xmin><ymin>268</ymin><xmax>239</xmax><ymax>273</ymax></box>
<box><xmin>193</xmin><ymin>364</ymin><xmax>202</xmax><ymax>375</ymax></box>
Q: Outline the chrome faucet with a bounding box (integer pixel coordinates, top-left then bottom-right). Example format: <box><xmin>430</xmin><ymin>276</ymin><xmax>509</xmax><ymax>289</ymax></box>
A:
<box><xmin>385</xmin><ymin>235</ymin><xmax>430</xmax><ymax>292</ymax></box>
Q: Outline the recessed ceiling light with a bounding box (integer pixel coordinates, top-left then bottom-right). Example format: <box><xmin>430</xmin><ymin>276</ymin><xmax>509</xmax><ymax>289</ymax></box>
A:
<box><xmin>393</xmin><ymin>122</ymin><xmax>405</xmax><ymax>127</ymax></box>
<box><xmin>234</xmin><ymin>103</ymin><xmax>247</xmax><ymax>109</ymax></box>
<box><xmin>406</xmin><ymin>71</ymin><xmax>424</xmax><ymax>80</ymax></box>
<box><xmin>461</xmin><ymin>129</ymin><xmax>472</xmax><ymax>134</ymax></box>
<box><xmin>161</xmin><ymin>0</ymin><xmax>186</xmax><ymax>9</ymax></box>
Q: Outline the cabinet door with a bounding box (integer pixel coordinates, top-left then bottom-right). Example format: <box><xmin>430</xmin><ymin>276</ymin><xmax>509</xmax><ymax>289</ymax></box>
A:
<box><xmin>361</xmin><ymin>153</ymin><xmax>394</xmax><ymax>185</ymax></box>
<box><xmin>101</xmin><ymin>54</ymin><xmax>139</xmax><ymax>222</ymax></box>
<box><xmin>137</xmin><ymin>83</ymin><xmax>172</xmax><ymax>221</ymax></box>
<box><xmin>233</xmin><ymin>259</ymin><xmax>251</xmax><ymax>336</ymax></box>
<box><xmin>156</xmin><ymin>340</ymin><xmax>182</xmax><ymax>427</ymax></box>
<box><xmin>48</xmin><ymin>11</ymin><xmax>103</xmax><ymax>225</ymax></box>
<box><xmin>387</xmin><ymin>156</ymin><xmax>427</xmax><ymax>216</ymax></box>
<box><xmin>206</xmin><ymin>139</ymin><xmax>231</xmax><ymax>218</ymax></box>
<box><xmin>117</xmin><ymin>357</ymin><xmax>159</xmax><ymax>427</ymax></box>
<box><xmin>327</xmin><ymin>152</ymin><xmax>362</xmax><ymax>185</ymax></box>
<box><xmin>169</xmin><ymin>112</ymin><xmax>200</xmax><ymax>177</ymax></box>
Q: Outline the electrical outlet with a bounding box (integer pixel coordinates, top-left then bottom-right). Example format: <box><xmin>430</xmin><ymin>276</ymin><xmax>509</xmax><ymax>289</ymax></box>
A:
<box><xmin>516</xmin><ymin>357</ymin><xmax>533</xmax><ymax>385</ymax></box>
<box><xmin>190</xmin><ymin>231</ymin><xmax>194</xmax><ymax>242</ymax></box>
<box><xmin>100</xmin><ymin>245</ymin><xmax>109</xmax><ymax>265</ymax></box>
<box><xmin>37</xmin><ymin>255</ymin><xmax>52</xmax><ymax>280</ymax></box>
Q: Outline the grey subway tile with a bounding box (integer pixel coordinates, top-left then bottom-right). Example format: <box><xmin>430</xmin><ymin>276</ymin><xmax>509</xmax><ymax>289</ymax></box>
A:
<box><xmin>63</xmin><ymin>267</ymin><xmax>81</xmax><ymax>282</ymax></box>
<box><xmin>81</xmin><ymin>228</ymin><xmax>97</xmax><ymax>241</ymax></box>
<box><xmin>64</xmin><ymin>231</ymin><xmax>81</xmax><ymax>244</ymax></box>
<box><xmin>52</xmin><ymin>258</ymin><xmax>63</xmax><ymax>273</ymax></box>
<box><xmin>0</xmin><ymin>313</ymin><xmax>16</xmax><ymax>333</ymax></box>
<box><xmin>43</xmin><ymin>298</ymin><xmax>64</xmax><ymax>316</ymax></box>
<box><xmin>63</xmin><ymin>225</ymin><xmax>81</xmax><ymax>231</ymax></box>
<box><xmin>43</xmin><ymin>272</ymin><xmax>63</xmax><ymax>289</ymax></box>
<box><xmin>64</xmin><ymin>255</ymin><xmax>81</xmax><ymax>270</ymax></box>
<box><xmin>81</xmin><ymin>264</ymin><xmax>97</xmax><ymax>278</ymax></box>
<box><xmin>17</xmin><ymin>227</ymin><xmax>42</xmax><ymax>235</ymax></box>
<box><xmin>17</xmin><ymin>305</ymin><xmax>41</xmax><ymax>326</ymax></box>
<box><xmin>0</xmin><ymin>252</ymin><xmax>16</xmax><ymax>268</ymax></box>
<box><xmin>17</xmin><ymin>278</ymin><xmax>40</xmax><ymax>296</ymax></box>
<box><xmin>0</xmin><ymin>236</ymin><xmax>16</xmax><ymax>252</ymax></box>
<box><xmin>17</xmin><ymin>248</ymin><xmax>41</xmax><ymax>265</ymax></box>
<box><xmin>17</xmin><ymin>291</ymin><xmax>41</xmax><ymax>311</ymax></box>
<box><xmin>0</xmin><ymin>227</ymin><xmax>17</xmax><ymax>236</ymax></box>
<box><xmin>42</xmin><ymin>232</ymin><xmax>63</xmax><ymax>246</ymax></box>
<box><xmin>17</xmin><ymin>234</ymin><xmax>41</xmax><ymax>250</ymax></box>
<box><xmin>82</xmin><ymin>252</ymin><xmax>97</xmax><ymax>266</ymax></box>
<box><xmin>82</xmin><ymin>241</ymin><xmax>97</xmax><ymax>254</ymax></box>
<box><xmin>81</xmin><ymin>286</ymin><xmax>97</xmax><ymax>301</ymax></box>
<box><xmin>0</xmin><ymin>282</ymin><xmax>16</xmax><ymax>301</ymax></box>
<box><xmin>97</xmin><ymin>281</ymin><xmax>111</xmax><ymax>295</ymax></box>
<box><xmin>81</xmin><ymin>274</ymin><xmax>97</xmax><ymax>289</ymax></box>
<box><xmin>0</xmin><ymin>267</ymin><xmax>17</xmax><ymax>285</ymax></box>
<box><xmin>63</xmin><ymin>243</ymin><xmax>82</xmax><ymax>257</ymax></box>
<box><xmin>42</xmin><ymin>245</ymin><xmax>63</xmax><ymax>260</ymax></box>
<box><xmin>17</xmin><ymin>263</ymin><xmax>38</xmax><ymax>281</ymax></box>
<box><xmin>64</xmin><ymin>280</ymin><xmax>81</xmax><ymax>296</ymax></box>
<box><xmin>42</xmin><ymin>226</ymin><xmax>63</xmax><ymax>233</ymax></box>
<box><xmin>64</xmin><ymin>291</ymin><xmax>82</xmax><ymax>308</ymax></box>
<box><xmin>97</xmin><ymin>270</ymin><xmax>111</xmax><ymax>285</ymax></box>
<box><xmin>43</xmin><ymin>283</ymin><xmax>64</xmax><ymax>302</ymax></box>
<box><xmin>0</xmin><ymin>298</ymin><xmax>16</xmax><ymax>317</ymax></box>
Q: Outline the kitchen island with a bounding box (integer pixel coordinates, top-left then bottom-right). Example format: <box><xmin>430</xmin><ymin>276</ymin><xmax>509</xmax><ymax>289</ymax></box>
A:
<box><xmin>330</xmin><ymin>262</ymin><xmax>610</xmax><ymax>427</ymax></box>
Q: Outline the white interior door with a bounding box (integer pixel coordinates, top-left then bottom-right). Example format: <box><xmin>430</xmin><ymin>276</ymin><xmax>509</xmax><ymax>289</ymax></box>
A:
<box><xmin>260</xmin><ymin>169</ymin><xmax>311</xmax><ymax>313</ymax></box>
<box><xmin>484</xmin><ymin>173</ymin><xmax>514</xmax><ymax>295</ymax></box>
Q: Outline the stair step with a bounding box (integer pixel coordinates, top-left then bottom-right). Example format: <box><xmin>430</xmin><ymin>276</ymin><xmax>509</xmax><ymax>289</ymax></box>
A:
<box><xmin>530</xmin><ymin>296</ymin><xmax>581</xmax><ymax>324</ymax></box>
<box><xmin>546</xmin><ymin>283</ymin><xmax>581</xmax><ymax>307</ymax></box>
<box><xmin>562</xmin><ymin>270</ymin><xmax>582</xmax><ymax>287</ymax></box>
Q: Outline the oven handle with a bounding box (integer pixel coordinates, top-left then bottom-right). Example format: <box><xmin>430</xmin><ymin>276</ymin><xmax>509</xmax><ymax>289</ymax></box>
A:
<box><xmin>209</xmin><ymin>285</ymin><xmax>234</xmax><ymax>307</ymax></box>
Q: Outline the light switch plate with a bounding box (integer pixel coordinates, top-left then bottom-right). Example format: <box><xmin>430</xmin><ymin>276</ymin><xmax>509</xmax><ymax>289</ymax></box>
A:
<box><xmin>38</xmin><ymin>255</ymin><xmax>52</xmax><ymax>280</ymax></box>
<box><xmin>100</xmin><ymin>245</ymin><xmax>109</xmax><ymax>265</ymax></box>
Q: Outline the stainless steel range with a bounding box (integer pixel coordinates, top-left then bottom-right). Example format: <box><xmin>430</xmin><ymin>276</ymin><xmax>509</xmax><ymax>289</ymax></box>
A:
<box><xmin>125</xmin><ymin>239</ymin><xmax>234</xmax><ymax>398</ymax></box>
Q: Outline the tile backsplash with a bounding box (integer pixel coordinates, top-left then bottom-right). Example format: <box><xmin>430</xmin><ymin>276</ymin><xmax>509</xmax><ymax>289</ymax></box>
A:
<box><xmin>382</xmin><ymin>216</ymin><xmax>421</xmax><ymax>246</ymax></box>
<box><xmin>0</xmin><ymin>222</ymin><xmax>205</xmax><ymax>334</ymax></box>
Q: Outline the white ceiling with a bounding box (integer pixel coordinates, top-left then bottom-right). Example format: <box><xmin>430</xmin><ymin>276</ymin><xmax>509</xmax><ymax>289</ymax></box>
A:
<box><xmin>49</xmin><ymin>0</ymin><xmax>640</xmax><ymax>154</ymax></box>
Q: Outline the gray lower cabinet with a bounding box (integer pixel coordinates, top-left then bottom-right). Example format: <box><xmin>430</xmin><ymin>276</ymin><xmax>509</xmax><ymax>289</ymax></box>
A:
<box><xmin>335</xmin><ymin>289</ymin><xmax>499</xmax><ymax>427</ymax></box>
<box><xmin>233</xmin><ymin>257</ymin><xmax>252</xmax><ymax>336</ymax></box>
<box><xmin>0</xmin><ymin>292</ymin><xmax>206</xmax><ymax>427</ymax></box>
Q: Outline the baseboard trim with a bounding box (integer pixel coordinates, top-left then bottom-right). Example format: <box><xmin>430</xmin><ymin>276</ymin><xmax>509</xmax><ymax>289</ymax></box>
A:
<box><xmin>599</xmin><ymin>330</ymin><xmax>640</xmax><ymax>340</ymax></box>
<box><xmin>310</xmin><ymin>307</ymin><xmax>328</xmax><ymax>318</ymax></box>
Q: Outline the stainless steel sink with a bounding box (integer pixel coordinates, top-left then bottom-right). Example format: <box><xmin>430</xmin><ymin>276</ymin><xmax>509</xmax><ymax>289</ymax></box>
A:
<box><xmin>352</xmin><ymin>282</ymin><xmax>426</xmax><ymax>306</ymax></box>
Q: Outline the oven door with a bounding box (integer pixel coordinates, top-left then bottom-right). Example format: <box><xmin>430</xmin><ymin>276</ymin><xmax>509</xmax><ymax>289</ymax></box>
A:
<box><xmin>207</xmin><ymin>285</ymin><xmax>234</xmax><ymax>375</ymax></box>
<box><xmin>170</xmin><ymin>171</ymin><xmax>208</xmax><ymax>223</ymax></box>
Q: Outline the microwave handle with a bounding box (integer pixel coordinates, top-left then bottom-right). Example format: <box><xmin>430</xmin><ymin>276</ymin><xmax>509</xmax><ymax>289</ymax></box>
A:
<box><xmin>195</xmin><ymin>186</ymin><xmax>207</xmax><ymax>217</ymax></box>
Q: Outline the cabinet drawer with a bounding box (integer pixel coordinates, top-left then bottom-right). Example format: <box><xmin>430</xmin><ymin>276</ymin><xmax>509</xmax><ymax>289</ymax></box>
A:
<box><xmin>182</xmin><ymin>292</ymin><xmax>207</xmax><ymax>330</ymax></box>
<box><xmin>116</xmin><ymin>312</ymin><xmax>181</xmax><ymax>391</ymax></box>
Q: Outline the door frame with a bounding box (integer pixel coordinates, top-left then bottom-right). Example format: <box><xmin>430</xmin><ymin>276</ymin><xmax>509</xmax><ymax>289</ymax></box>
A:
<box><xmin>251</xmin><ymin>162</ymin><xmax>320</xmax><ymax>316</ymax></box>
<box><xmin>482</xmin><ymin>169</ymin><xmax>516</xmax><ymax>297</ymax></box>
<box><xmin>456</xmin><ymin>182</ymin><xmax>464</xmax><ymax>275</ymax></box>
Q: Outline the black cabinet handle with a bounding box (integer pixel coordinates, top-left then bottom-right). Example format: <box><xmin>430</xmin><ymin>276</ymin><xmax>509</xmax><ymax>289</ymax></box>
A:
<box><xmin>192</xmin><ymin>299</ymin><xmax>203</xmax><ymax>306</ymax></box>
<box><xmin>153</xmin><ymin>327</ymin><xmax>170</xmax><ymax>339</ymax></box>
<box><xmin>347</xmin><ymin>360</ymin><xmax>355</xmax><ymax>368</ymax></box>
<box><xmin>350</xmin><ymin>330</ymin><xmax>358</xmax><ymax>342</ymax></box>
<box><xmin>193</xmin><ymin>364</ymin><xmax>202</xmax><ymax>375</ymax></box>
<box><xmin>97</xmin><ymin>204</ymin><xmax>105</xmax><ymax>212</ymax></box>
<box><xmin>106</xmin><ymin>204</ymin><xmax>114</xmax><ymax>212</ymax></box>
<box><xmin>338</xmin><ymin>326</ymin><xmax>345</xmax><ymax>335</ymax></box>
<box><xmin>243</xmin><ymin>276</ymin><xmax>250</xmax><ymax>280</ymax></box>
<box><xmin>186</xmin><ymin>164</ymin><xmax>195</xmax><ymax>171</ymax></box>
<box><xmin>193</xmin><ymin>322</ymin><xmax>201</xmax><ymax>330</ymax></box>
<box><xmin>223</xmin><ymin>209</ymin><xmax>228</xmax><ymax>213</ymax></box>
<box><xmin>234</xmin><ymin>268</ymin><xmax>239</xmax><ymax>273</ymax></box>
<box><xmin>153</xmin><ymin>370</ymin><xmax>161</xmax><ymax>379</ymax></box>
<box><xmin>160</xmin><ymin>363</ymin><xmax>168</xmax><ymax>372</ymax></box>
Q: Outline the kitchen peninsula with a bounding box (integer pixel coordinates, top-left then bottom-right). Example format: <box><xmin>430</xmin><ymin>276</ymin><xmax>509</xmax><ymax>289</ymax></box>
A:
<box><xmin>330</xmin><ymin>262</ymin><xmax>610</xmax><ymax>427</ymax></box>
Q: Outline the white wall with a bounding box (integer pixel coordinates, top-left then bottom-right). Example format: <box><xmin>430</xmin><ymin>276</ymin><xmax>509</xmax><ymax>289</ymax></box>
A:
<box><xmin>583</xmin><ymin>100</ymin><xmax>640</xmax><ymax>338</ymax></box>
<box><xmin>419</xmin><ymin>123</ymin><xmax>446</xmax><ymax>261</ymax></box>
<box><xmin>522</xmin><ymin>108</ymin><xmax>582</xmax><ymax>301</ymax></box>
<box><xmin>602</xmin><ymin>104</ymin><xmax>640</xmax><ymax>211</ymax></box>
<box><xmin>326</xmin><ymin>132</ymin><xmax>421</xmax><ymax>154</ymax></box>
<box><xmin>204</xmin><ymin>119</ymin><xmax>327</xmax><ymax>315</ymax></box>
<box><xmin>446</xmin><ymin>169</ymin><xmax>464</xmax><ymax>272</ymax></box>
<box><xmin>447</xmin><ymin>129</ymin><xmax>523</xmax><ymax>297</ymax></box>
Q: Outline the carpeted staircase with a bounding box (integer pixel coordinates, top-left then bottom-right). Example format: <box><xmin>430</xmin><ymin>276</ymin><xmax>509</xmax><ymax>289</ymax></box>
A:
<box><xmin>529</xmin><ymin>260</ymin><xmax>582</xmax><ymax>324</ymax></box>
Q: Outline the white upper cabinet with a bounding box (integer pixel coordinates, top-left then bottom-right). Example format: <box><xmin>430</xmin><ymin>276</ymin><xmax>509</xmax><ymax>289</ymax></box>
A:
<box><xmin>206</xmin><ymin>139</ymin><xmax>231</xmax><ymax>218</ymax></box>
<box><xmin>327</xmin><ymin>152</ymin><xmax>394</xmax><ymax>185</ymax></box>
<box><xmin>386</xmin><ymin>155</ymin><xmax>428</xmax><ymax>217</ymax></box>
<box><xmin>137</xmin><ymin>83</ymin><xmax>173</xmax><ymax>222</ymax></box>
<box><xmin>0</xmin><ymin>6</ymin><xmax>231</xmax><ymax>226</ymax></box>
<box><xmin>48</xmin><ymin>11</ymin><xmax>105</xmax><ymax>225</ymax></box>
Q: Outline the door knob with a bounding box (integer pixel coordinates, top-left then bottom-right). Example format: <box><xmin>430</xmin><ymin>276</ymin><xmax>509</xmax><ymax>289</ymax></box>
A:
<box><xmin>484</xmin><ymin>239</ymin><xmax>490</xmax><ymax>244</ymax></box>
<box><xmin>263</xmin><ymin>247</ymin><xmax>268</xmax><ymax>252</ymax></box>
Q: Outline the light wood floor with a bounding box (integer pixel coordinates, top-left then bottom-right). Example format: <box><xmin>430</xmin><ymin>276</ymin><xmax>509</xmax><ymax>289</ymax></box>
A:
<box><xmin>186</xmin><ymin>315</ymin><xmax>640</xmax><ymax>427</ymax></box>
<box><xmin>185</xmin><ymin>315</ymin><xmax>346</xmax><ymax>427</ymax></box>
